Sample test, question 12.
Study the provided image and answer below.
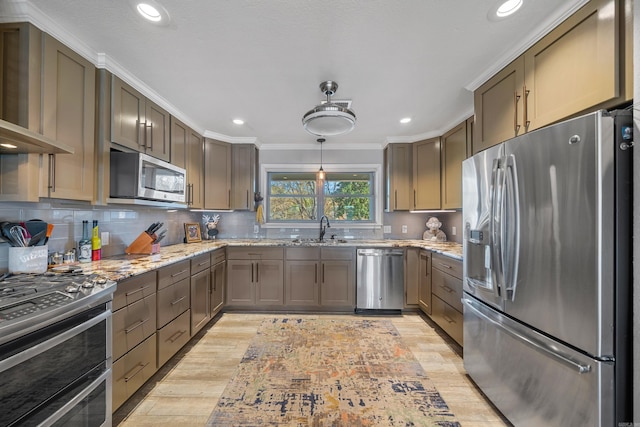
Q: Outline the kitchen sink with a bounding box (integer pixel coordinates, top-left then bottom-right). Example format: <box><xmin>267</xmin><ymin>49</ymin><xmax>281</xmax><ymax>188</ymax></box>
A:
<box><xmin>291</xmin><ymin>238</ymin><xmax>349</xmax><ymax>245</ymax></box>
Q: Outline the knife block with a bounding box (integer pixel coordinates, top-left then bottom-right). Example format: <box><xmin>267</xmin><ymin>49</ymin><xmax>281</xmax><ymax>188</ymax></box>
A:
<box><xmin>125</xmin><ymin>232</ymin><xmax>160</xmax><ymax>255</ymax></box>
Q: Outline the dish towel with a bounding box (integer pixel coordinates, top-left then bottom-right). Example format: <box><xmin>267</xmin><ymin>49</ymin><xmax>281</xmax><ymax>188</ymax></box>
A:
<box><xmin>256</xmin><ymin>204</ymin><xmax>264</xmax><ymax>225</ymax></box>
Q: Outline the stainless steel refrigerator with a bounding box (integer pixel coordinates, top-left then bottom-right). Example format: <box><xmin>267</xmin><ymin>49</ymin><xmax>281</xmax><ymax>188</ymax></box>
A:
<box><xmin>462</xmin><ymin>110</ymin><xmax>633</xmax><ymax>427</ymax></box>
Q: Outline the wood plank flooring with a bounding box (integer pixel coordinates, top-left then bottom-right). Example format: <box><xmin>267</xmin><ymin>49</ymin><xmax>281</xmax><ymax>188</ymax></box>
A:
<box><xmin>113</xmin><ymin>312</ymin><xmax>510</xmax><ymax>426</ymax></box>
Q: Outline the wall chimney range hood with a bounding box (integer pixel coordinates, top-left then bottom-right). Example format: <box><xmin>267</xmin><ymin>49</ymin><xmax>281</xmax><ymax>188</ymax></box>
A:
<box><xmin>0</xmin><ymin>119</ymin><xmax>74</xmax><ymax>154</ymax></box>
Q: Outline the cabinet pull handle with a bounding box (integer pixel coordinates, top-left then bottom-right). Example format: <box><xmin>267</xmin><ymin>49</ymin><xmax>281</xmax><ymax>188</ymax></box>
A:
<box><xmin>124</xmin><ymin>362</ymin><xmax>149</xmax><ymax>382</ymax></box>
<box><xmin>513</xmin><ymin>91</ymin><xmax>521</xmax><ymax>134</ymax></box>
<box><xmin>251</xmin><ymin>263</ymin><xmax>254</xmax><ymax>283</ymax></box>
<box><xmin>440</xmin><ymin>285</ymin><xmax>454</xmax><ymax>294</ymax></box>
<box><xmin>170</xmin><ymin>296</ymin><xmax>186</xmax><ymax>306</ymax></box>
<box><xmin>187</xmin><ymin>183</ymin><xmax>193</xmax><ymax>205</ymax></box>
<box><xmin>48</xmin><ymin>154</ymin><xmax>56</xmax><ymax>192</ymax></box>
<box><xmin>437</xmin><ymin>262</ymin><xmax>452</xmax><ymax>269</ymax></box>
<box><xmin>315</xmin><ymin>264</ymin><xmax>318</xmax><ymax>283</ymax></box>
<box><xmin>198</xmin><ymin>261</ymin><xmax>208</xmax><ymax>267</ymax></box>
<box><xmin>256</xmin><ymin>263</ymin><xmax>259</xmax><ymax>281</ymax></box>
<box><xmin>167</xmin><ymin>329</ymin><xmax>187</xmax><ymax>343</ymax></box>
<box><xmin>523</xmin><ymin>86</ymin><xmax>530</xmax><ymax>128</ymax></box>
<box><xmin>246</xmin><ymin>190</ymin><xmax>249</xmax><ymax>209</ymax></box>
<box><xmin>125</xmin><ymin>317</ymin><xmax>150</xmax><ymax>334</ymax></box>
<box><xmin>413</xmin><ymin>189</ymin><xmax>416</xmax><ymax>208</ymax></box>
<box><xmin>394</xmin><ymin>190</ymin><xmax>398</xmax><ymax>209</ymax></box>
<box><xmin>228</xmin><ymin>189</ymin><xmax>231</xmax><ymax>208</ymax></box>
<box><xmin>148</xmin><ymin>121</ymin><xmax>154</xmax><ymax>150</ymax></box>
<box><xmin>125</xmin><ymin>285</ymin><xmax>151</xmax><ymax>297</ymax></box>
<box><xmin>139</xmin><ymin>120</ymin><xmax>147</xmax><ymax>148</ymax></box>
<box><xmin>322</xmin><ymin>264</ymin><xmax>325</xmax><ymax>283</ymax></box>
<box><xmin>442</xmin><ymin>315</ymin><xmax>456</xmax><ymax>324</ymax></box>
<box><xmin>171</xmin><ymin>269</ymin><xmax>188</xmax><ymax>278</ymax></box>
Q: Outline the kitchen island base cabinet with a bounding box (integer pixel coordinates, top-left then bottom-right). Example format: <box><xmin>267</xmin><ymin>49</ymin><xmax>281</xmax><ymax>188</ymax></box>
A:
<box><xmin>112</xmin><ymin>333</ymin><xmax>157</xmax><ymax>411</ymax></box>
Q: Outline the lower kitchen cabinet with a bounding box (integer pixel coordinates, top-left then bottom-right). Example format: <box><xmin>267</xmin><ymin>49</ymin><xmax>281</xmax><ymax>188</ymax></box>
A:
<box><xmin>285</xmin><ymin>247</ymin><xmax>320</xmax><ymax>306</ymax></box>
<box><xmin>157</xmin><ymin>309</ymin><xmax>191</xmax><ymax>368</ymax></box>
<box><xmin>418</xmin><ymin>250</ymin><xmax>432</xmax><ymax>315</ymax></box>
<box><xmin>430</xmin><ymin>253</ymin><xmax>463</xmax><ymax>346</ymax></box>
<box><xmin>210</xmin><ymin>249</ymin><xmax>226</xmax><ymax>316</ymax></box>
<box><xmin>319</xmin><ymin>248</ymin><xmax>355</xmax><ymax>308</ymax></box>
<box><xmin>226</xmin><ymin>247</ymin><xmax>284</xmax><ymax>307</ymax></box>
<box><xmin>190</xmin><ymin>253</ymin><xmax>211</xmax><ymax>335</ymax></box>
<box><xmin>112</xmin><ymin>334</ymin><xmax>157</xmax><ymax>411</ymax></box>
<box><xmin>405</xmin><ymin>248</ymin><xmax>419</xmax><ymax>307</ymax></box>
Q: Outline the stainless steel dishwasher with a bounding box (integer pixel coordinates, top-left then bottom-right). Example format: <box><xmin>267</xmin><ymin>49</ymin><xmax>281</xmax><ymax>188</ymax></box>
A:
<box><xmin>356</xmin><ymin>248</ymin><xmax>404</xmax><ymax>314</ymax></box>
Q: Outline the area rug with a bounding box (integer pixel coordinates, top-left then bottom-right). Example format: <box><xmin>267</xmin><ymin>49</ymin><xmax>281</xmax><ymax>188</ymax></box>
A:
<box><xmin>207</xmin><ymin>318</ymin><xmax>460</xmax><ymax>426</ymax></box>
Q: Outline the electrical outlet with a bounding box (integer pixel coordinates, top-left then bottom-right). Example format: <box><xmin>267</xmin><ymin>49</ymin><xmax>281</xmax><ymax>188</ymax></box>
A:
<box><xmin>451</xmin><ymin>226</ymin><xmax>457</xmax><ymax>236</ymax></box>
<box><xmin>383</xmin><ymin>225</ymin><xmax>391</xmax><ymax>234</ymax></box>
<box><xmin>401</xmin><ymin>225</ymin><xmax>408</xmax><ymax>234</ymax></box>
<box><xmin>254</xmin><ymin>224</ymin><xmax>260</xmax><ymax>234</ymax></box>
<box><xmin>101</xmin><ymin>232</ymin><xmax>109</xmax><ymax>245</ymax></box>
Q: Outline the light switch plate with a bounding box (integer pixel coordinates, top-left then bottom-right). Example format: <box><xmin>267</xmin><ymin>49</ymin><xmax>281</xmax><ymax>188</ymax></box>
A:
<box><xmin>254</xmin><ymin>225</ymin><xmax>260</xmax><ymax>234</ymax></box>
<box><xmin>401</xmin><ymin>225</ymin><xmax>408</xmax><ymax>234</ymax></box>
<box><xmin>101</xmin><ymin>232</ymin><xmax>109</xmax><ymax>245</ymax></box>
<box><xmin>383</xmin><ymin>225</ymin><xmax>391</xmax><ymax>233</ymax></box>
<box><xmin>451</xmin><ymin>226</ymin><xmax>457</xmax><ymax>236</ymax></box>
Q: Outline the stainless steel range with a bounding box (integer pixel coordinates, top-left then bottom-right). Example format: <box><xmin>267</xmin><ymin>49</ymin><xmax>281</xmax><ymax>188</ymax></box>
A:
<box><xmin>0</xmin><ymin>269</ymin><xmax>116</xmax><ymax>426</ymax></box>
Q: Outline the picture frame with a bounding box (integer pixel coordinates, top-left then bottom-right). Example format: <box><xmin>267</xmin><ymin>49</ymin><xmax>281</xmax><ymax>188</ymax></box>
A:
<box><xmin>184</xmin><ymin>223</ymin><xmax>202</xmax><ymax>243</ymax></box>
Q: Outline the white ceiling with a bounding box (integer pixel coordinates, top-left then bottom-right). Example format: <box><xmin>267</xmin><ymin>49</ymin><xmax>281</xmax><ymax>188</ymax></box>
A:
<box><xmin>3</xmin><ymin>0</ymin><xmax>587</xmax><ymax>149</ymax></box>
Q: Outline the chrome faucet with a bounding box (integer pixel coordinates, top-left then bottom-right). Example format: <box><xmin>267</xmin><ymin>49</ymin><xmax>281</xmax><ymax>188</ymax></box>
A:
<box><xmin>319</xmin><ymin>215</ymin><xmax>331</xmax><ymax>242</ymax></box>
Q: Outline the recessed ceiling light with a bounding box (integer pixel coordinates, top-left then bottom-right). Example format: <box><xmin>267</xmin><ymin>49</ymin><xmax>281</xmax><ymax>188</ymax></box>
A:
<box><xmin>131</xmin><ymin>0</ymin><xmax>170</xmax><ymax>25</ymax></box>
<box><xmin>137</xmin><ymin>3</ymin><xmax>162</xmax><ymax>21</ymax></box>
<box><xmin>0</xmin><ymin>143</ymin><xmax>17</xmax><ymax>149</ymax></box>
<box><xmin>400</xmin><ymin>117</ymin><xmax>412</xmax><ymax>124</ymax></box>
<box><xmin>233</xmin><ymin>119</ymin><xmax>245</xmax><ymax>125</ymax></box>
<box><xmin>496</xmin><ymin>0</ymin><xmax>523</xmax><ymax>17</ymax></box>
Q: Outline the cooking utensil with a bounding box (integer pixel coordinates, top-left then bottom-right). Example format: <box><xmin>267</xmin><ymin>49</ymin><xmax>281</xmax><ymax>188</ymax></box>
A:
<box><xmin>24</xmin><ymin>220</ymin><xmax>47</xmax><ymax>240</ymax></box>
<box><xmin>43</xmin><ymin>223</ymin><xmax>54</xmax><ymax>244</ymax></box>
<box><xmin>27</xmin><ymin>229</ymin><xmax>46</xmax><ymax>246</ymax></box>
<box><xmin>10</xmin><ymin>225</ymin><xmax>28</xmax><ymax>247</ymax></box>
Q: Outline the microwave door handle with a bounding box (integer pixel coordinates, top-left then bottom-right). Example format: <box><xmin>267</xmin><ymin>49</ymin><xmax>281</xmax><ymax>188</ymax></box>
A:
<box><xmin>503</xmin><ymin>155</ymin><xmax>521</xmax><ymax>301</ymax></box>
<box><xmin>490</xmin><ymin>158</ymin><xmax>504</xmax><ymax>298</ymax></box>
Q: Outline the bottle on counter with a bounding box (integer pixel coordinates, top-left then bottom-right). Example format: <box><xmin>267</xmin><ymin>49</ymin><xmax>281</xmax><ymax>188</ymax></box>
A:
<box><xmin>91</xmin><ymin>220</ymin><xmax>102</xmax><ymax>261</ymax></box>
<box><xmin>78</xmin><ymin>220</ymin><xmax>92</xmax><ymax>263</ymax></box>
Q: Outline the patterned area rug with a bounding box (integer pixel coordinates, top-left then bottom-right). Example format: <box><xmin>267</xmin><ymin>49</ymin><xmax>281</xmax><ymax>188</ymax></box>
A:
<box><xmin>207</xmin><ymin>318</ymin><xmax>460</xmax><ymax>426</ymax></box>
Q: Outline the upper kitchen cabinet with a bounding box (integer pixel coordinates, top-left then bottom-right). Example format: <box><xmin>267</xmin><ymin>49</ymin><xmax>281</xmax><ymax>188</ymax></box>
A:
<box><xmin>384</xmin><ymin>143</ymin><xmax>412</xmax><ymax>211</ymax></box>
<box><xmin>111</xmin><ymin>76</ymin><xmax>170</xmax><ymax>162</ymax></box>
<box><xmin>412</xmin><ymin>138</ymin><xmax>440</xmax><ymax>211</ymax></box>
<box><xmin>170</xmin><ymin>116</ymin><xmax>187</xmax><ymax>170</ymax></box>
<box><xmin>203</xmin><ymin>138</ymin><xmax>231</xmax><ymax>210</ymax></box>
<box><xmin>440</xmin><ymin>118</ymin><xmax>471</xmax><ymax>210</ymax></box>
<box><xmin>474</xmin><ymin>0</ymin><xmax>630</xmax><ymax>154</ymax></box>
<box><xmin>187</xmin><ymin>128</ymin><xmax>204</xmax><ymax>208</ymax></box>
<box><xmin>231</xmin><ymin>144</ymin><xmax>258</xmax><ymax>211</ymax></box>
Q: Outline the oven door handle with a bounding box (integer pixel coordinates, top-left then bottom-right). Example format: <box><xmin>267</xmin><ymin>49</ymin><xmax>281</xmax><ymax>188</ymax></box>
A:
<box><xmin>0</xmin><ymin>309</ymin><xmax>111</xmax><ymax>372</ymax></box>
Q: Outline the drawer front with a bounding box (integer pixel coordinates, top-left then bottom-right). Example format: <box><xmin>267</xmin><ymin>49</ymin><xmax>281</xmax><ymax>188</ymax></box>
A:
<box><xmin>113</xmin><ymin>293</ymin><xmax>157</xmax><ymax>360</ymax></box>
<box><xmin>112</xmin><ymin>334</ymin><xmax>157</xmax><ymax>411</ymax></box>
<box><xmin>191</xmin><ymin>252</ymin><xmax>211</xmax><ymax>274</ymax></box>
<box><xmin>321</xmin><ymin>247</ymin><xmax>354</xmax><ymax>261</ymax></box>
<box><xmin>432</xmin><ymin>268</ymin><xmax>463</xmax><ymax>312</ymax></box>
<box><xmin>227</xmin><ymin>247</ymin><xmax>283</xmax><ymax>260</ymax></box>
<box><xmin>113</xmin><ymin>270</ymin><xmax>157</xmax><ymax>311</ymax></box>
<box><xmin>211</xmin><ymin>248</ymin><xmax>226</xmax><ymax>265</ymax></box>
<box><xmin>157</xmin><ymin>277</ymin><xmax>190</xmax><ymax>328</ymax></box>
<box><xmin>431</xmin><ymin>295</ymin><xmax>463</xmax><ymax>346</ymax></box>
<box><xmin>157</xmin><ymin>309</ymin><xmax>191</xmax><ymax>368</ymax></box>
<box><xmin>432</xmin><ymin>253</ymin><xmax>463</xmax><ymax>279</ymax></box>
<box><xmin>285</xmin><ymin>247</ymin><xmax>320</xmax><ymax>260</ymax></box>
<box><xmin>157</xmin><ymin>259</ymin><xmax>190</xmax><ymax>290</ymax></box>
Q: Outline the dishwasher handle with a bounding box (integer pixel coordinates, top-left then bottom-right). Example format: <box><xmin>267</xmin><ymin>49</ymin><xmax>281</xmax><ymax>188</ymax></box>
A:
<box><xmin>357</xmin><ymin>249</ymin><xmax>404</xmax><ymax>257</ymax></box>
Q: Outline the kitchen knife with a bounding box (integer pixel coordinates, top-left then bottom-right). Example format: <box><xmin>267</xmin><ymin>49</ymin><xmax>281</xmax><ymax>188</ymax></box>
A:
<box><xmin>150</xmin><ymin>222</ymin><xmax>163</xmax><ymax>235</ymax></box>
<box><xmin>153</xmin><ymin>231</ymin><xmax>167</xmax><ymax>244</ymax></box>
<box><xmin>145</xmin><ymin>222</ymin><xmax>158</xmax><ymax>235</ymax></box>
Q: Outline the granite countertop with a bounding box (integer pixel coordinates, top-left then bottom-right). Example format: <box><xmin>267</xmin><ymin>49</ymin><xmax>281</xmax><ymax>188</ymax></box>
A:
<box><xmin>69</xmin><ymin>239</ymin><xmax>462</xmax><ymax>282</ymax></box>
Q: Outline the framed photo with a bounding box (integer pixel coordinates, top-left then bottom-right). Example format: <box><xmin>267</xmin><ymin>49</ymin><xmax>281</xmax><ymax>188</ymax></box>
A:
<box><xmin>184</xmin><ymin>223</ymin><xmax>202</xmax><ymax>243</ymax></box>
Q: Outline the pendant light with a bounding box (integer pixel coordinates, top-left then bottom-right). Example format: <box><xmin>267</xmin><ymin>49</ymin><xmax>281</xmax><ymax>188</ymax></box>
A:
<box><xmin>317</xmin><ymin>138</ymin><xmax>326</xmax><ymax>180</ymax></box>
<box><xmin>302</xmin><ymin>81</ymin><xmax>356</xmax><ymax>136</ymax></box>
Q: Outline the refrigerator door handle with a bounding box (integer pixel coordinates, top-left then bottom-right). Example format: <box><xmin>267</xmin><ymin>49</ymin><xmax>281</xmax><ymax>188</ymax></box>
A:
<box><xmin>503</xmin><ymin>154</ymin><xmax>521</xmax><ymax>301</ymax></box>
<box><xmin>490</xmin><ymin>158</ymin><xmax>504</xmax><ymax>298</ymax></box>
<box><xmin>463</xmin><ymin>298</ymin><xmax>591</xmax><ymax>374</ymax></box>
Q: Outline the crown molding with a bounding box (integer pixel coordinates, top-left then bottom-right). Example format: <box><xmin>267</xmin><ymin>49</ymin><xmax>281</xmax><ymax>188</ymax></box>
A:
<box><xmin>202</xmin><ymin>131</ymin><xmax>259</xmax><ymax>145</ymax></box>
<box><xmin>259</xmin><ymin>142</ymin><xmax>383</xmax><ymax>151</ymax></box>
<box><xmin>386</xmin><ymin>106</ymin><xmax>474</xmax><ymax>145</ymax></box>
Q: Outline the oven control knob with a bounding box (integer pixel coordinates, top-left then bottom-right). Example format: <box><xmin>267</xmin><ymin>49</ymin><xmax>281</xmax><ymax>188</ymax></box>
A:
<box><xmin>81</xmin><ymin>281</ymin><xmax>95</xmax><ymax>288</ymax></box>
<box><xmin>96</xmin><ymin>278</ymin><xmax>107</xmax><ymax>285</ymax></box>
<box><xmin>65</xmin><ymin>285</ymin><xmax>80</xmax><ymax>293</ymax></box>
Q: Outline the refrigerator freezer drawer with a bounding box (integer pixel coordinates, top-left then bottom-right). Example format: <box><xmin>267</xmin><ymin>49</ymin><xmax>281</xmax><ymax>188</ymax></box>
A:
<box><xmin>463</xmin><ymin>296</ymin><xmax>614</xmax><ymax>427</ymax></box>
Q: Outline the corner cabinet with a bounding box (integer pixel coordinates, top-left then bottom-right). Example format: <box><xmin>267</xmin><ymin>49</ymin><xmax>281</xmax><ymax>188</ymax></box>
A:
<box><xmin>204</xmin><ymin>138</ymin><xmax>231</xmax><ymax>210</ymax></box>
<box><xmin>231</xmin><ymin>144</ymin><xmax>258</xmax><ymax>211</ymax></box>
<box><xmin>440</xmin><ymin>118</ymin><xmax>471</xmax><ymax>210</ymax></box>
<box><xmin>384</xmin><ymin>143</ymin><xmax>413</xmax><ymax>211</ymax></box>
<box><xmin>112</xmin><ymin>75</ymin><xmax>170</xmax><ymax>162</ymax></box>
<box><xmin>412</xmin><ymin>138</ymin><xmax>440</xmax><ymax>210</ymax></box>
<box><xmin>474</xmin><ymin>0</ymin><xmax>630</xmax><ymax>153</ymax></box>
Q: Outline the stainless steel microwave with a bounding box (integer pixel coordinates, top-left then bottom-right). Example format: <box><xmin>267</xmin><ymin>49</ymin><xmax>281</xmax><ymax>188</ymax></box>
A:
<box><xmin>110</xmin><ymin>152</ymin><xmax>186</xmax><ymax>203</ymax></box>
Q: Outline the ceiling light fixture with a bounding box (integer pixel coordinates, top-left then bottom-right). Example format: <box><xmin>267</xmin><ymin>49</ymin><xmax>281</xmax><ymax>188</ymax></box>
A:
<box><xmin>302</xmin><ymin>81</ymin><xmax>356</xmax><ymax>137</ymax></box>
<box><xmin>232</xmin><ymin>119</ymin><xmax>245</xmax><ymax>125</ymax></box>
<box><xmin>0</xmin><ymin>143</ymin><xmax>17</xmax><ymax>149</ymax></box>
<box><xmin>131</xmin><ymin>0</ymin><xmax>170</xmax><ymax>25</ymax></box>
<box><xmin>317</xmin><ymin>138</ymin><xmax>326</xmax><ymax>180</ymax></box>
<box><xmin>400</xmin><ymin>117</ymin><xmax>412</xmax><ymax>124</ymax></box>
<box><xmin>496</xmin><ymin>0</ymin><xmax>523</xmax><ymax>17</ymax></box>
<box><xmin>137</xmin><ymin>3</ymin><xmax>162</xmax><ymax>21</ymax></box>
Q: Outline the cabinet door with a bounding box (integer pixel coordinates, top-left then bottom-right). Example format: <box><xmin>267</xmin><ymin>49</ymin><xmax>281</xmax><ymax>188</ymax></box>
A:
<box><xmin>473</xmin><ymin>56</ymin><xmax>524</xmax><ymax>154</ymax></box>
<box><xmin>145</xmin><ymin>99</ymin><xmax>170</xmax><ymax>162</ymax></box>
<box><xmin>285</xmin><ymin>261</ymin><xmax>318</xmax><ymax>306</ymax></box>
<box><xmin>231</xmin><ymin>144</ymin><xmax>258</xmax><ymax>211</ymax></box>
<box><xmin>204</xmin><ymin>138</ymin><xmax>231</xmax><ymax>210</ymax></box>
<box><xmin>41</xmin><ymin>34</ymin><xmax>95</xmax><ymax>201</ymax></box>
<box><xmin>441</xmin><ymin>121</ymin><xmax>468</xmax><ymax>210</ymax></box>
<box><xmin>226</xmin><ymin>260</ymin><xmax>255</xmax><ymax>305</ymax></box>
<box><xmin>405</xmin><ymin>248</ymin><xmax>419</xmax><ymax>307</ymax></box>
<box><xmin>210</xmin><ymin>260</ymin><xmax>225</xmax><ymax>315</ymax></box>
<box><xmin>320</xmin><ymin>260</ymin><xmax>354</xmax><ymax>306</ymax></box>
<box><xmin>112</xmin><ymin>76</ymin><xmax>144</xmax><ymax>151</ymax></box>
<box><xmin>523</xmin><ymin>0</ymin><xmax>618</xmax><ymax>132</ymax></box>
<box><xmin>187</xmin><ymin>128</ymin><xmax>204</xmax><ymax>208</ymax></box>
<box><xmin>418</xmin><ymin>251</ymin><xmax>432</xmax><ymax>315</ymax></box>
<box><xmin>170</xmin><ymin>116</ymin><xmax>187</xmax><ymax>169</ymax></box>
<box><xmin>190</xmin><ymin>268</ymin><xmax>211</xmax><ymax>335</ymax></box>
<box><xmin>384</xmin><ymin>143</ymin><xmax>412</xmax><ymax>211</ymax></box>
<box><xmin>412</xmin><ymin>137</ymin><xmax>440</xmax><ymax>210</ymax></box>
<box><xmin>256</xmin><ymin>260</ymin><xmax>284</xmax><ymax>305</ymax></box>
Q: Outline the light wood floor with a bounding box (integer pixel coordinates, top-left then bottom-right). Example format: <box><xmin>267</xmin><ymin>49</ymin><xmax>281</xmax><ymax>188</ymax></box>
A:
<box><xmin>113</xmin><ymin>312</ymin><xmax>510</xmax><ymax>426</ymax></box>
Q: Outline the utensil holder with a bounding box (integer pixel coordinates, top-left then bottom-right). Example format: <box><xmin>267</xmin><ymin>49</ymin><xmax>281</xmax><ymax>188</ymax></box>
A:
<box><xmin>125</xmin><ymin>232</ymin><xmax>160</xmax><ymax>255</ymax></box>
<box><xmin>8</xmin><ymin>245</ymin><xmax>48</xmax><ymax>273</ymax></box>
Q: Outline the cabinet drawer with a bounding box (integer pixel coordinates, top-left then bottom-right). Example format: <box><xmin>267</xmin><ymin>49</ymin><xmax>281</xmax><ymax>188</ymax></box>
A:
<box><xmin>157</xmin><ymin>259</ymin><xmax>190</xmax><ymax>290</ymax></box>
<box><xmin>113</xmin><ymin>293</ymin><xmax>157</xmax><ymax>361</ymax></box>
<box><xmin>191</xmin><ymin>252</ymin><xmax>211</xmax><ymax>274</ymax></box>
<box><xmin>157</xmin><ymin>277</ymin><xmax>190</xmax><ymax>328</ymax></box>
<box><xmin>157</xmin><ymin>309</ymin><xmax>191</xmax><ymax>368</ymax></box>
<box><xmin>227</xmin><ymin>247</ymin><xmax>283</xmax><ymax>260</ymax></box>
<box><xmin>321</xmin><ymin>247</ymin><xmax>354</xmax><ymax>261</ymax></box>
<box><xmin>432</xmin><ymin>268</ymin><xmax>463</xmax><ymax>312</ymax></box>
<box><xmin>286</xmin><ymin>247</ymin><xmax>320</xmax><ymax>260</ymax></box>
<box><xmin>113</xmin><ymin>270</ymin><xmax>156</xmax><ymax>311</ymax></box>
<box><xmin>431</xmin><ymin>295</ymin><xmax>463</xmax><ymax>346</ymax></box>
<box><xmin>431</xmin><ymin>253</ymin><xmax>462</xmax><ymax>279</ymax></box>
<box><xmin>211</xmin><ymin>248</ymin><xmax>226</xmax><ymax>265</ymax></box>
<box><xmin>112</xmin><ymin>334</ymin><xmax>157</xmax><ymax>411</ymax></box>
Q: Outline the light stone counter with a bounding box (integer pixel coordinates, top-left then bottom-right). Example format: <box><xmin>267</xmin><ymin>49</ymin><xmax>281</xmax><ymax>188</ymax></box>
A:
<box><xmin>70</xmin><ymin>238</ymin><xmax>462</xmax><ymax>282</ymax></box>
